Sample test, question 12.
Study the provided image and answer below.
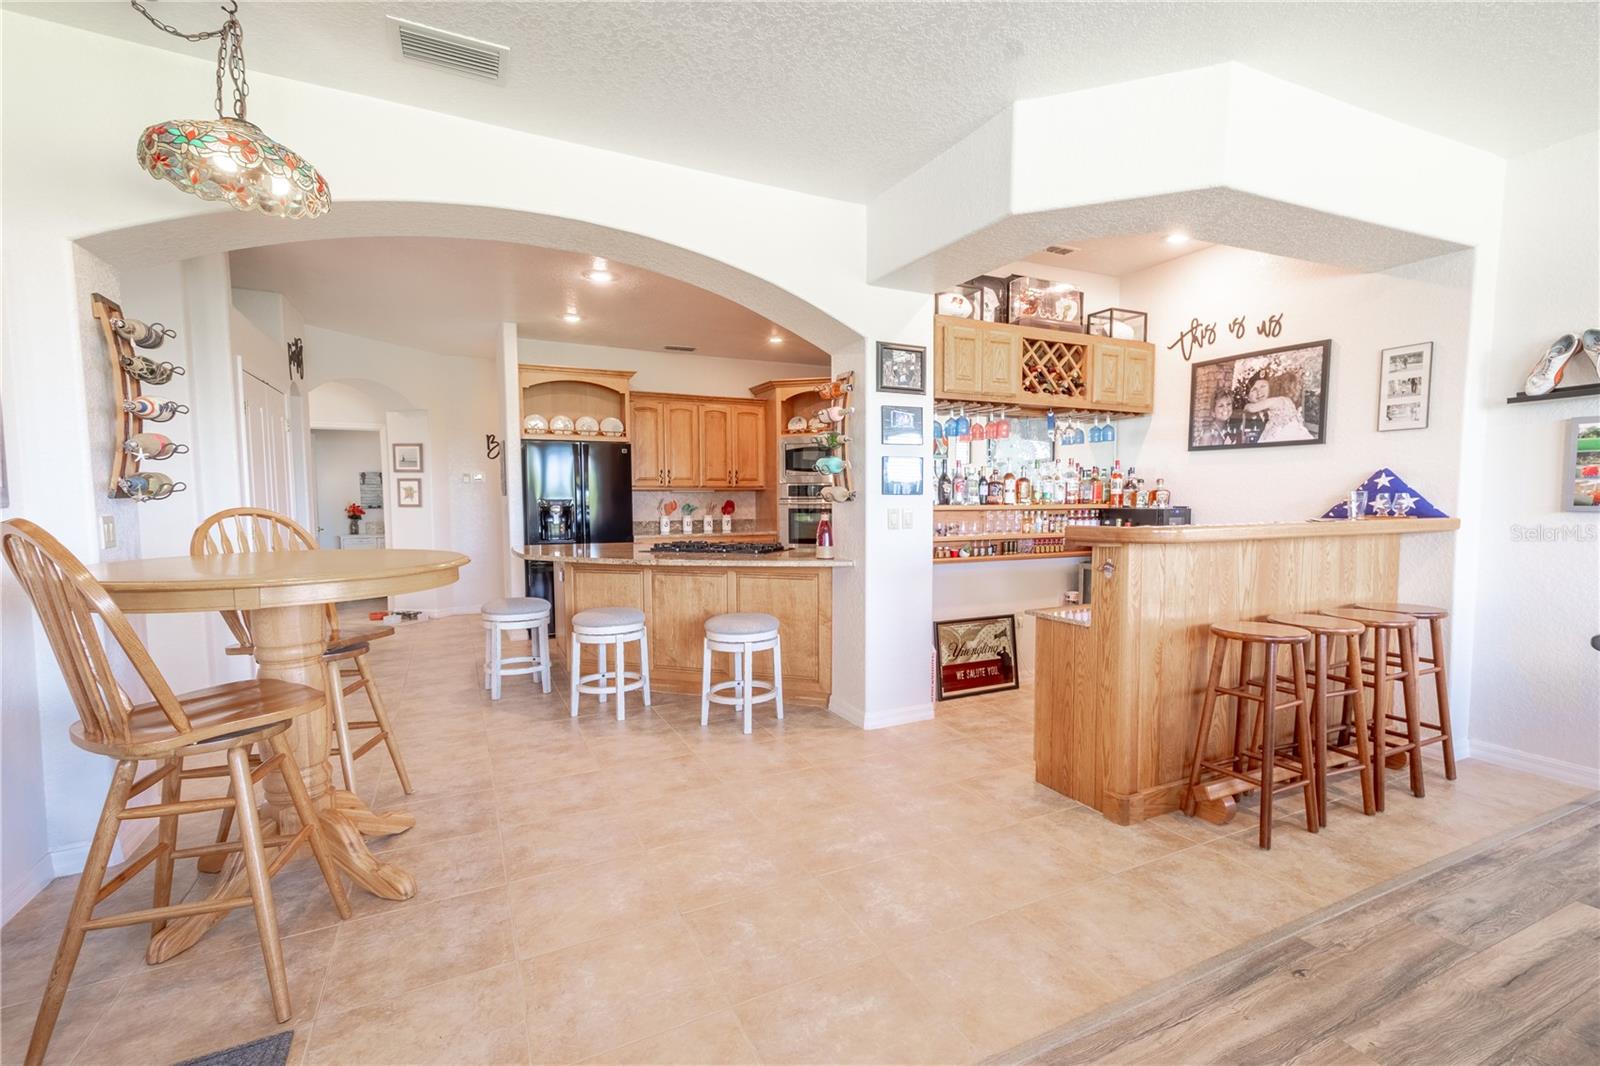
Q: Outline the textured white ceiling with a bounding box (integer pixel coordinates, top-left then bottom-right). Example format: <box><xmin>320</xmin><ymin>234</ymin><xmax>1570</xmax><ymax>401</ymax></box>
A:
<box><xmin>229</xmin><ymin>237</ymin><xmax>829</xmax><ymax>363</ymax></box>
<box><xmin>18</xmin><ymin>1</ymin><xmax>1597</xmax><ymax>201</ymax></box>
<box><xmin>1016</xmin><ymin>234</ymin><xmax>1216</xmax><ymax>278</ymax></box>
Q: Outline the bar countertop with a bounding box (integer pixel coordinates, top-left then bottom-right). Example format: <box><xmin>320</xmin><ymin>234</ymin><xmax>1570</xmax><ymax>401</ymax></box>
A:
<box><xmin>1053</xmin><ymin>517</ymin><xmax>1458</xmax><ymax>544</ymax></box>
<box><xmin>520</xmin><ymin>543</ymin><xmax>854</xmax><ymax>568</ymax></box>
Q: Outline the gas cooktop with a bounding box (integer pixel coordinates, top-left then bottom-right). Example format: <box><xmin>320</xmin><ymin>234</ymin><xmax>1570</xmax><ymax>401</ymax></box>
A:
<box><xmin>647</xmin><ymin>541</ymin><xmax>790</xmax><ymax>555</ymax></box>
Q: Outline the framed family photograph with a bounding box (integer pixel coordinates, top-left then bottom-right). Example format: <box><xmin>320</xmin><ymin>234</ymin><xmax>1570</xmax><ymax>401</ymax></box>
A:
<box><xmin>876</xmin><ymin>342</ymin><xmax>926</xmax><ymax>394</ymax></box>
<box><xmin>933</xmin><ymin>615</ymin><xmax>1019</xmax><ymax>701</ymax></box>
<box><xmin>396</xmin><ymin>477</ymin><xmax>423</xmax><ymax>508</ymax></box>
<box><xmin>880</xmin><ymin>404</ymin><xmax>924</xmax><ymax>445</ymax></box>
<box><xmin>1188</xmin><ymin>339</ymin><xmax>1332</xmax><ymax>451</ymax></box>
<box><xmin>392</xmin><ymin>442</ymin><xmax>424</xmax><ymax>473</ymax></box>
<box><xmin>1564</xmin><ymin>416</ymin><xmax>1600</xmax><ymax>512</ymax></box>
<box><xmin>1378</xmin><ymin>342</ymin><xmax>1433</xmax><ymax>432</ymax></box>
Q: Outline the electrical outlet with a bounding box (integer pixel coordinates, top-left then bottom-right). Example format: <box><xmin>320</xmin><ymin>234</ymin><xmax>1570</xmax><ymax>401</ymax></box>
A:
<box><xmin>471</xmin><ymin>471</ymin><xmax>484</xmax><ymax>482</ymax></box>
<box><xmin>99</xmin><ymin>515</ymin><xmax>117</xmax><ymax>550</ymax></box>
<box><xmin>901</xmin><ymin>508</ymin><xmax>913</xmax><ymax>529</ymax></box>
<box><xmin>887</xmin><ymin>510</ymin><xmax>900</xmax><ymax>530</ymax></box>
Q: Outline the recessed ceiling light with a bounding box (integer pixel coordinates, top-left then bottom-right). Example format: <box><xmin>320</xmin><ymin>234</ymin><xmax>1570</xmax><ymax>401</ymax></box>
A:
<box><xmin>1164</xmin><ymin>232</ymin><xmax>1191</xmax><ymax>245</ymax></box>
<box><xmin>767</xmin><ymin>333</ymin><xmax>783</xmax><ymax>345</ymax></box>
<box><xmin>582</xmin><ymin>257</ymin><xmax>614</xmax><ymax>284</ymax></box>
<box><xmin>562</xmin><ymin>310</ymin><xmax>582</xmax><ymax>324</ymax></box>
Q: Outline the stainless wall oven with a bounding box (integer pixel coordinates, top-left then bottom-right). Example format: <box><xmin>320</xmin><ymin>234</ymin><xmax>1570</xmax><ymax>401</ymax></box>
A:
<box><xmin>779</xmin><ymin>501</ymin><xmax>829</xmax><ymax>546</ymax></box>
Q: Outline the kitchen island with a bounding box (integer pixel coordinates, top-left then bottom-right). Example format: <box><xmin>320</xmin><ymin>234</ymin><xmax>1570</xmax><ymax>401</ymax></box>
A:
<box><xmin>1029</xmin><ymin>517</ymin><xmax>1460</xmax><ymax>824</ymax></box>
<box><xmin>521</xmin><ymin>544</ymin><xmax>852</xmax><ymax>701</ymax></box>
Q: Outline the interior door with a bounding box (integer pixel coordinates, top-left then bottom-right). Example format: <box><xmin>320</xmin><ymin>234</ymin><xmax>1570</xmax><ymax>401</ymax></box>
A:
<box><xmin>731</xmin><ymin>406</ymin><xmax>766</xmax><ymax>486</ymax></box>
<box><xmin>241</xmin><ymin>371</ymin><xmax>291</xmax><ymax>513</ymax></box>
<box><xmin>629</xmin><ymin>399</ymin><xmax>663</xmax><ymax>487</ymax></box>
<box><xmin>699</xmin><ymin>403</ymin><xmax>733</xmax><ymax>487</ymax></box>
<box><xmin>662</xmin><ymin>401</ymin><xmax>700</xmax><ymax>487</ymax></box>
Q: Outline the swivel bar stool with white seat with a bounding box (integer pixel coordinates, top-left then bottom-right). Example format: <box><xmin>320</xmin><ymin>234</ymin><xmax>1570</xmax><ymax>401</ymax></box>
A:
<box><xmin>482</xmin><ymin>596</ymin><xmax>552</xmax><ymax>699</ymax></box>
<box><xmin>570</xmin><ymin>607</ymin><xmax>651</xmax><ymax>719</ymax></box>
<box><xmin>701</xmin><ymin>612</ymin><xmax>784</xmax><ymax>735</ymax></box>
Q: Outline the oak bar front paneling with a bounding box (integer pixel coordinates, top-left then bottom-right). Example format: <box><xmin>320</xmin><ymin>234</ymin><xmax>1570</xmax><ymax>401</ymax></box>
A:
<box><xmin>1032</xmin><ymin>520</ymin><xmax>1458</xmax><ymax>824</ymax></box>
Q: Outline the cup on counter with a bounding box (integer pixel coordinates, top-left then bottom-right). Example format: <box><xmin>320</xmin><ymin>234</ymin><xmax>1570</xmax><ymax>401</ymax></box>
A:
<box><xmin>1346</xmin><ymin>489</ymin><xmax>1368</xmax><ymax>520</ymax></box>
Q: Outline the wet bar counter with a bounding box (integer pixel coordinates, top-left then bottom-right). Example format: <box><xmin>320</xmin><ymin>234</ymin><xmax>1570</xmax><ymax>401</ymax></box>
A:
<box><xmin>521</xmin><ymin>544</ymin><xmax>850</xmax><ymax>700</ymax></box>
<box><xmin>1029</xmin><ymin>518</ymin><xmax>1459</xmax><ymax>824</ymax></box>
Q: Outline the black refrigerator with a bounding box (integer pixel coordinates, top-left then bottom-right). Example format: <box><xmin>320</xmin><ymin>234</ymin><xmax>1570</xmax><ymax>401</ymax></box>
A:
<box><xmin>524</xmin><ymin>440</ymin><xmax>633</xmax><ymax>623</ymax></box>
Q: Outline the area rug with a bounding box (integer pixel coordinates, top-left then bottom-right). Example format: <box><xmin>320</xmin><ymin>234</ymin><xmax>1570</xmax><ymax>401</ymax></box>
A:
<box><xmin>175</xmin><ymin>1030</ymin><xmax>293</xmax><ymax>1066</ymax></box>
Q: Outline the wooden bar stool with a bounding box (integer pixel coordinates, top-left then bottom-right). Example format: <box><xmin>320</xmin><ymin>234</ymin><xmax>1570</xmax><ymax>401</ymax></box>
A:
<box><xmin>1183</xmin><ymin>620</ymin><xmax>1318</xmax><ymax>849</ymax></box>
<box><xmin>1350</xmin><ymin>601</ymin><xmax>1457</xmax><ymax>781</ymax></box>
<box><xmin>1319</xmin><ymin>606</ymin><xmax>1426</xmax><ymax>810</ymax></box>
<box><xmin>1265</xmin><ymin>612</ymin><xmax>1376</xmax><ymax>824</ymax></box>
<box><xmin>570</xmin><ymin>607</ymin><xmax>652</xmax><ymax>720</ymax></box>
<box><xmin>3</xmin><ymin>519</ymin><xmax>352</xmax><ymax>1066</ymax></box>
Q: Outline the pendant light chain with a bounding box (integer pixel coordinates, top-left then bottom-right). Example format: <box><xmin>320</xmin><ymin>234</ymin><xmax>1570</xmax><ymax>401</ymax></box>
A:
<box><xmin>129</xmin><ymin>0</ymin><xmax>249</xmax><ymax>121</ymax></box>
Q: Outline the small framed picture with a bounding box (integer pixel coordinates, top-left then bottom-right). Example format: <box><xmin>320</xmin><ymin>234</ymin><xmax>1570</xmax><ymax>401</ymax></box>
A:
<box><xmin>1377</xmin><ymin>342</ymin><xmax>1433</xmax><ymax>432</ymax></box>
<box><xmin>876</xmin><ymin>342</ymin><xmax>926</xmax><ymax>394</ymax></box>
<box><xmin>934</xmin><ymin>615</ymin><xmax>1019</xmax><ymax>701</ymax></box>
<box><xmin>1564</xmin><ymin>416</ymin><xmax>1600</xmax><ymax>512</ymax></box>
<box><xmin>392</xmin><ymin>442</ymin><xmax>424</xmax><ymax>472</ymax></box>
<box><xmin>881</xmin><ymin>405</ymin><xmax>924</xmax><ymax>445</ymax></box>
<box><xmin>881</xmin><ymin>456</ymin><xmax>923</xmax><ymax>496</ymax></box>
<box><xmin>396</xmin><ymin>477</ymin><xmax>423</xmax><ymax>508</ymax></box>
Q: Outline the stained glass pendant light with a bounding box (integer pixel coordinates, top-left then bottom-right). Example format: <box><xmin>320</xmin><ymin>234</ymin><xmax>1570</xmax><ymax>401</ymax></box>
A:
<box><xmin>131</xmin><ymin>0</ymin><xmax>330</xmax><ymax>219</ymax></box>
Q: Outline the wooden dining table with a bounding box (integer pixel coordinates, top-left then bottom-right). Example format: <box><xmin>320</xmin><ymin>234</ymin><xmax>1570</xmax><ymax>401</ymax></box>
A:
<box><xmin>90</xmin><ymin>547</ymin><xmax>467</xmax><ymax>962</ymax></box>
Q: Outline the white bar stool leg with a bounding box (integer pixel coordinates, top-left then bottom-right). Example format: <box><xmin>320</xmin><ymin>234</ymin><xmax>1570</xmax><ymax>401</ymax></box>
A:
<box><xmin>614</xmin><ymin>634</ymin><xmax>626</xmax><ymax>721</ymax></box>
<box><xmin>491</xmin><ymin>622</ymin><xmax>505</xmax><ymax>701</ymax></box>
<box><xmin>700</xmin><ymin>638</ymin><xmax>712</xmax><ymax>726</ymax></box>
<box><xmin>742</xmin><ymin>643</ymin><xmax>754</xmax><ymax>735</ymax></box>
<box><xmin>483</xmin><ymin>624</ymin><xmax>493</xmax><ymax>691</ymax></box>
<box><xmin>538</xmin><ymin>619</ymin><xmax>552</xmax><ymax>694</ymax></box>
<box><xmin>569</xmin><ymin>632</ymin><xmax>580</xmax><ymax>717</ymax></box>
<box><xmin>598</xmin><ymin>643</ymin><xmax>608</xmax><ymax>705</ymax></box>
<box><xmin>772</xmin><ymin>638</ymin><xmax>784</xmax><ymax>720</ymax></box>
<box><xmin>639</xmin><ymin>628</ymin><xmax>652</xmax><ymax>706</ymax></box>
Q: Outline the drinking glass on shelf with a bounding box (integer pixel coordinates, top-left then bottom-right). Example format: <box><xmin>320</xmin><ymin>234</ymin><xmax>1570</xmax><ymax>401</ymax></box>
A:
<box><xmin>1346</xmin><ymin>489</ymin><xmax>1368</xmax><ymax>520</ymax></box>
<box><xmin>1371</xmin><ymin>493</ymin><xmax>1391</xmax><ymax>518</ymax></box>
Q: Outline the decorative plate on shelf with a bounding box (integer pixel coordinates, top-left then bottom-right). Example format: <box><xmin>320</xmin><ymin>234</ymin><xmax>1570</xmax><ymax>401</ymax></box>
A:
<box><xmin>523</xmin><ymin>413</ymin><xmax>548</xmax><ymax>434</ymax></box>
<box><xmin>600</xmin><ymin>417</ymin><xmax>625</xmax><ymax>437</ymax></box>
<box><xmin>549</xmin><ymin>415</ymin><xmax>575</xmax><ymax>434</ymax></box>
<box><xmin>574</xmin><ymin>415</ymin><xmax>600</xmax><ymax>435</ymax></box>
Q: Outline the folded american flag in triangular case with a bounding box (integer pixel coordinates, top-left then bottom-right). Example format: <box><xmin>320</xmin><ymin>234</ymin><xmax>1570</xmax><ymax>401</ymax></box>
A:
<box><xmin>1321</xmin><ymin>468</ymin><xmax>1448</xmax><ymax>519</ymax></box>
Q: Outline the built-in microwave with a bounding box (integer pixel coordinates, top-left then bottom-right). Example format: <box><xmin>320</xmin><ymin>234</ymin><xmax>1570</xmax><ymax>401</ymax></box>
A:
<box><xmin>779</xmin><ymin>439</ymin><xmax>831</xmax><ymax>484</ymax></box>
<box><xmin>779</xmin><ymin>501</ymin><xmax>829</xmax><ymax>546</ymax></box>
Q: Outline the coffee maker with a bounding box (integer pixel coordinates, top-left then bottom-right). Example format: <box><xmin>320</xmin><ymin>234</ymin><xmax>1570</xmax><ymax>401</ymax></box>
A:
<box><xmin>538</xmin><ymin>498</ymin><xmax>573</xmax><ymax>542</ymax></box>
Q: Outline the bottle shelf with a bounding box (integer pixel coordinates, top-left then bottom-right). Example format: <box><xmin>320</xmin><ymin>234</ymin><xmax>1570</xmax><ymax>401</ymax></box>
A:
<box><xmin>934</xmin><ymin>532</ymin><xmax>1096</xmax><ymax>542</ymax></box>
<box><xmin>934</xmin><ymin>549</ymin><xmax>1092</xmax><ymax>565</ymax></box>
<box><xmin>933</xmin><ymin>503</ymin><xmax>1104</xmax><ymax>512</ymax></box>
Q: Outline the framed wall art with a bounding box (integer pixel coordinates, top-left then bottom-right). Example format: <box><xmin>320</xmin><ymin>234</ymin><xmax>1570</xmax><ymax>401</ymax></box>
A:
<box><xmin>1188</xmin><ymin>339</ymin><xmax>1332</xmax><ymax>451</ymax></box>
<box><xmin>881</xmin><ymin>456</ymin><xmax>924</xmax><ymax>496</ymax></box>
<box><xmin>876</xmin><ymin>342</ymin><xmax>926</xmax><ymax>394</ymax></box>
<box><xmin>396</xmin><ymin>477</ymin><xmax>423</xmax><ymax>508</ymax></box>
<box><xmin>934</xmin><ymin>615</ymin><xmax>1019</xmax><ymax>700</ymax></box>
<box><xmin>392</xmin><ymin>442</ymin><xmax>424</xmax><ymax>472</ymax></box>
<box><xmin>1564</xmin><ymin>416</ymin><xmax>1600</xmax><ymax>512</ymax></box>
<box><xmin>1378</xmin><ymin>342</ymin><xmax>1433</xmax><ymax>431</ymax></box>
<box><xmin>880</xmin><ymin>404</ymin><xmax>924</xmax><ymax>445</ymax></box>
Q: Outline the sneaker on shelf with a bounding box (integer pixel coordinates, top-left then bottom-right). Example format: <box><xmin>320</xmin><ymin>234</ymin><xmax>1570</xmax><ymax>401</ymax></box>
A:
<box><xmin>1525</xmin><ymin>333</ymin><xmax>1579</xmax><ymax>396</ymax></box>
<box><xmin>1583</xmin><ymin>328</ymin><xmax>1600</xmax><ymax>376</ymax></box>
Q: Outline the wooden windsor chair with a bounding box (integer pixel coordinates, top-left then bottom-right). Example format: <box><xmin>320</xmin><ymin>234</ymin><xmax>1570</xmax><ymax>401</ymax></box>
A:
<box><xmin>2</xmin><ymin>519</ymin><xmax>351</xmax><ymax>1066</ymax></box>
<box><xmin>190</xmin><ymin>508</ymin><xmax>413</xmax><ymax>816</ymax></box>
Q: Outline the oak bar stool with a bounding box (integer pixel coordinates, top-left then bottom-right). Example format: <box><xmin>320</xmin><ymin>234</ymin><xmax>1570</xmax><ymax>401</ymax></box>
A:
<box><xmin>1183</xmin><ymin>620</ymin><xmax>1319</xmax><ymax>848</ymax></box>
<box><xmin>191</xmin><ymin>508</ymin><xmax>413</xmax><ymax>803</ymax></box>
<box><xmin>1350</xmin><ymin>601</ymin><xmax>1457</xmax><ymax>781</ymax></box>
<box><xmin>570</xmin><ymin>607</ymin><xmax>652</xmax><ymax>719</ymax></box>
<box><xmin>701</xmin><ymin>612</ymin><xmax>784</xmax><ymax>734</ymax></box>
<box><xmin>482</xmin><ymin>596</ymin><xmax>553</xmax><ymax>699</ymax></box>
<box><xmin>2</xmin><ymin>520</ymin><xmax>352</xmax><ymax>1066</ymax></box>
<box><xmin>1265</xmin><ymin>612</ymin><xmax>1376</xmax><ymax>824</ymax></box>
<box><xmin>1319</xmin><ymin>606</ymin><xmax>1427</xmax><ymax>811</ymax></box>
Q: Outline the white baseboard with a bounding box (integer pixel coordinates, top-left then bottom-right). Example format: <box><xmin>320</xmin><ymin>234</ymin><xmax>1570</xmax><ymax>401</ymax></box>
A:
<box><xmin>1469</xmin><ymin>740</ymin><xmax>1600</xmax><ymax>789</ymax></box>
<box><xmin>827</xmin><ymin>697</ymin><xmax>936</xmax><ymax>731</ymax></box>
<box><xmin>2</xmin><ymin>853</ymin><xmax>56</xmax><ymax>925</ymax></box>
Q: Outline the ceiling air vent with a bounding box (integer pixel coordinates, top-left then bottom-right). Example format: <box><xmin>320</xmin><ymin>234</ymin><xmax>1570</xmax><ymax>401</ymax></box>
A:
<box><xmin>664</xmin><ymin>345</ymin><xmax>697</xmax><ymax>353</ymax></box>
<box><xmin>1043</xmin><ymin>245</ymin><xmax>1078</xmax><ymax>257</ymax></box>
<box><xmin>389</xmin><ymin>17</ymin><xmax>507</xmax><ymax>81</ymax></box>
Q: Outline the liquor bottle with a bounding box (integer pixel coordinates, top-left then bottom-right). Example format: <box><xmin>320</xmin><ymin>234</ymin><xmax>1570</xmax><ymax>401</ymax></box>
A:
<box><xmin>814</xmin><ymin>515</ymin><xmax>835</xmax><ymax>559</ymax></box>
<box><xmin>1078</xmin><ymin>465</ymin><xmax>1093</xmax><ymax>504</ymax></box>
<box><xmin>1109</xmin><ymin>460</ymin><xmax>1124</xmax><ymax>506</ymax></box>
<box><xmin>1153</xmin><ymin>477</ymin><xmax>1171</xmax><ymax>508</ymax></box>
<box><xmin>986</xmin><ymin>470</ymin><xmax>1003</xmax><ymax>506</ymax></box>
<box><xmin>1002</xmin><ymin>469</ymin><xmax>1017</xmax><ymax>505</ymax></box>
<box><xmin>1062</xmin><ymin>463</ymin><xmax>1079</xmax><ymax>504</ymax></box>
<box><xmin>937</xmin><ymin>464</ymin><xmax>952</xmax><ymax>506</ymax></box>
<box><xmin>976</xmin><ymin>469</ymin><xmax>989</xmax><ymax>505</ymax></box>
<box><xmin>952</xmin><ymin>463</ymin><xmax>966</xmax><ymax>505</ymax></box>
<box><xmin>1016</xmin><ymin>466</ymin><xmax>1032</xmax><ymax>505</ymax></box>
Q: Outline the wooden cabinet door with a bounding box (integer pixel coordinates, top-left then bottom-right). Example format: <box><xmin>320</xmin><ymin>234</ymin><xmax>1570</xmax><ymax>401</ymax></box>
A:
<box><xmin>1120</xmin><ymin>345</ymin><xmax>1154</xmax><ymax>411</ymax></box>
<box><xmin>980</xmin><ymin>331</ymin><xmax>1018</xmax><ymax>398</ymax></box>
<box><xmin>662</xmin><ymin>401</ymin><xmax>700</xmax><ymax>487</ymax></box>
<box><xmin>730</xmin><ymin>406</ymin><xmax>767</xmax><ymax>486</ymax></box>
<box><xmin>939</xmin><ymin>322</ymin><xmax>983</xmax><ymax>395</ymax></box>
<box><xmin>1088</xmin><ymin>343</ymin><xmax>1125</xmax><ymax>407</ymax></box>
<box><xmin>629</xmin><ymin>399</ymin><xmax>664</xmax><ymax>487</ymax></box>
<box><xmin>699</xmin><ymin>403</ymin><xmax>734</xmax><ymax>487</ymax></box>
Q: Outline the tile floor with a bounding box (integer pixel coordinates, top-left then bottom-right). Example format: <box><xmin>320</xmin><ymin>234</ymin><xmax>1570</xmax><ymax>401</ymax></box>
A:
<box><xmin>2</xmin><ymin>615</ymin><xmax>1590</xmax><ymax>1065</ymax></box>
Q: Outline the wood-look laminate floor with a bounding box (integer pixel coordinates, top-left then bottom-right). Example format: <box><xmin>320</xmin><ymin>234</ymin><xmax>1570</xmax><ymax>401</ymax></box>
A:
<box><xmin>2</xmin><ymin>614</ymin><xmax>1593</xmax><ymax>1065</ymax></box>
<box><xmin>1002</xmin><ymin>797</ymin><xmax>1600</xmax><ymax>1066</ymax></box>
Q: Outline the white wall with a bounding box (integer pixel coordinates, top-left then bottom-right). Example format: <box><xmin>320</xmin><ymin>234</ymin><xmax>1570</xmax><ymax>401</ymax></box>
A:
<box><xmin>1467</xmin><ymin>132</ymin><xmax>1600</xmax><ymax>785</ymax></box>
<box><xmin>311</xmin><ymin>429</ymin><xmax>383</xmax><ymax>548</ymax></box>
<box><xmin>516</xmin><ymin>338</ymin><xmax>822</xmax><ymax>396</ymax></box>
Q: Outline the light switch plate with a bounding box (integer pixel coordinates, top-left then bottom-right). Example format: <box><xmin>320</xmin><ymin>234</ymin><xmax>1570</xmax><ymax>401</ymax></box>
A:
<box><xmin>887</xmin><ymin>510</ymin><xmax>900</xmax><ymax>530</ymax></box>
<box><xmin>901</xmin><ymin>508</ymin><xmax>913</xmax><ymax>529</ymax></box>
<box><xmin>99</xmin><ymin>515</ymin><xmax>117</xmax><ymax>550</ymax></box>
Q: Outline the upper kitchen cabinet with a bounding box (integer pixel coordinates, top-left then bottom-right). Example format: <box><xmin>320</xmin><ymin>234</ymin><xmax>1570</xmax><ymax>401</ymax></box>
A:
<box><xmin>629</xmin><ymin>397</ymin><xmax>665</xmax><ymax>488</ymax></box>
<box><xmin>729</xmin><ymin>405</ymin><xmax>767</xmax><ymax>487</ymax></box>
<box><xmin>629</xmin><ymin>392</ymin><xmax>707</xmax><ymax>488</ymax></box>
<box><xmin>933</xmin><ymin>316</ymin><xmax>1154</xmax><ymax>414</ymax></box>
<box><xmin>1086</xmin><ymin>341</ymin><xmax>1154</xmax><ymax>410</ymax></box>
<box><xmin>519</xmin><ymin>365</ymin><xmax>636</xmax><ymax>439</ymax></box>
<box><xmin>936</xmin><ymin>320</ymin><xmax>983</xmax><ymax>396</ymax></box>
<box><xmin>698</xmin><ymin>402</ymin><xmax>768</xmax><ymax>487</ymax></box>
<box><xmin>699</xmin><ymin>403</ymin><xmax>734</xmax><ymax>487</ymax></box>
